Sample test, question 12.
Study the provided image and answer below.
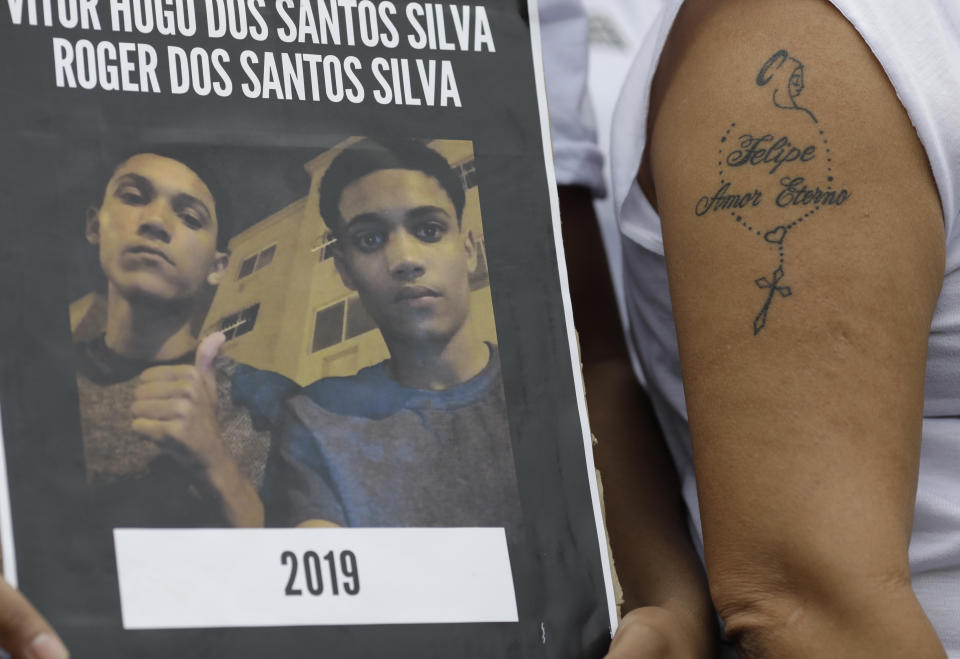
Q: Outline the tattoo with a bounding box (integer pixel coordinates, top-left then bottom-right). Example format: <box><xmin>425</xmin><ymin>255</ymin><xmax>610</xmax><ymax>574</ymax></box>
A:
<box><xmin>753</xmin><ymin>265</ymin><xmax>792</xmax><ymax>335</ymax></box>
<box><xmin>726</xmin><ymin>133</ymin><xmax>817</xmax><ymax>174</ymax></box>
<box><xmin>694</xmin><ymin>51</ymin><xmax>852</xmax><ymax>335</ymax></box>
<box><xmin>776</xmin><ymin>177</ymin><xmax>850</xmax><ymax>208</ymax></box>
<box><xmin>757</xmin><ymin>50</ymin><xmax>818</xmax><ymax>123</ymax></box>
<box><xmin>695</xmin><ymin>182</ymin><xmax>763</xmax><ymax>216</ymax></box>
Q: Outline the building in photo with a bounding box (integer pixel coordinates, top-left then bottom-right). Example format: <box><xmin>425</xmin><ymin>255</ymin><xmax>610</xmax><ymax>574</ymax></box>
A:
<box><xmin>204</xmin><ymin>138</ymin><xmax>496</xmax><ymax>385</ymax></box>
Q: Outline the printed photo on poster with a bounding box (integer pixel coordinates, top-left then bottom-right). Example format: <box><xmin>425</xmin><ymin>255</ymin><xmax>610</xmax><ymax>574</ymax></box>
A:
<box><xmin>67</xmin><ymin>137</ymin><xmax>521</xmax><ymax>537</ymax></box>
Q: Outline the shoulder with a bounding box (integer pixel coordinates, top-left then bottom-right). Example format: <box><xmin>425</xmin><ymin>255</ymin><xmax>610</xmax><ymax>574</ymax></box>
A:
<box><xmin>228</xmin><ymin>361</ymin><xmax>301</xmax><ymax>428</ymax></box>
<box><xmin>298</xmin><ymin>362</ymin><xmax>411</xmax><ymax>420</ymax></box>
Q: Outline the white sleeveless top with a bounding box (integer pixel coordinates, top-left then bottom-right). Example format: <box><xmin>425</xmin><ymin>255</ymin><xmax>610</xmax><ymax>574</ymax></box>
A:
<box><xmin>607</xmin><ymin>1</ymin><xmax>960</xmax><ymax>653</ymax></box>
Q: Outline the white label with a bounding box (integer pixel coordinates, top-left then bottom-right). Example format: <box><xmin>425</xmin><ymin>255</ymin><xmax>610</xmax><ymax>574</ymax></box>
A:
<box><xmin>114</xmin><ymin>527</ymin><xmax>517</xmax><ymax>629</ymax></box>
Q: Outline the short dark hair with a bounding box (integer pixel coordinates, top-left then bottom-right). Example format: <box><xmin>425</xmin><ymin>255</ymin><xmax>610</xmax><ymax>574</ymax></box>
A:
<box><xmin>318</xmin><ymin>138</ymin><xmax>466</xmax><ymax>235</ymax></box>
<box><xmin>99</xmin><ymin>147</ymin><xmax>234</xmax><ymax>251</ymax></box>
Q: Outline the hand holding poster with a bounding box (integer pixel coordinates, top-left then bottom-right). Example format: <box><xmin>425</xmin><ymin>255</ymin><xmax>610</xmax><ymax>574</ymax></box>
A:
<box><xmin>0</xmin><ymin>0</ymin><xmax>616</xmax><ymax>656</ymax></box>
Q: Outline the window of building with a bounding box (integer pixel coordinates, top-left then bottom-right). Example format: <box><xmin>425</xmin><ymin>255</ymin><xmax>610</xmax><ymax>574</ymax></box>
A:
<box><xmin>311</xmin><ymin>231</ymin><xmax>338</xmax><ymax>262</ymax></box>
<box><xmin>312</xmin><ymin>296</ymin><xmax>379</xmax><ymax>353</ymax></box>
<box><xmin>258</xmin><ymin>244</ymin><xmax>276</xmax><ymax>268</ymax></box>
<box><xmin>345</xmin><ymin>297</ymin><xmax>377</xmax><ymax>339</ymax></box>
<box><xmin>312</xmin><ymin>302</ymin><xmax>345</xmax><ymax>352</ymax></box>
<box><xmin>237</xmin><ymin>244</ymin><xmax>277</xmax><ymax>279</ymax></box>
<box><xmin>221</xmin><ymin>303</ymin><xmax>260</xmax><ymax>341</ymax></box>
<box><xmin>457</xmin><ymin>159</ymin><xmax>478</xmax><ymax>190</ymax></box>
<box><xmin>237</xmin><ymin>255</ymin><xmax>257</xmax><ymax>279</ymax></box>
<box><xmin>469</xmin><ymin>238</ymin><xmax>489</xmax><ymax>289</ymax></box>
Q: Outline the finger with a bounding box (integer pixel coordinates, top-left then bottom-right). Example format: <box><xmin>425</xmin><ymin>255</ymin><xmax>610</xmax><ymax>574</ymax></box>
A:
<box><xmin>138</xmin><ymin>365</ymin><xmax>199</xmax><ymax>383</ymax></box>
<box><xmin>605</xmin><ymin>627</ymin><xmax>670</xmax><ymax>659</ymax></box>
<box><xmin>130</xmin><ymin>419</ymin><xmax>214</xmax><ymax>468</ymax></box>
<box><xmin>131</xmin><ymin>399</ymin><xmax>192</xmax><ymax>422</ymax></box>
<box><xmin>133</xmin><ymin>380</ymin><xmax>200</xmax><ymax>403</ymax></box>
<box><xmin>0</xmin><ymin>579</ymin><xmax>68</xmax><ymax>659</ymax></box>
<box><xmin>604</xmin><ymin>607</ymin><xmax>687</xmax><ymax>659</ymax></box>
<box><xmin>194</xmin><ymin>332</ymin><xmax>225</xmax><ymax>375</ymax></box>
<box><xmin>131</xmin><ymin>417</ymin><xmax>178</xmax><ymax>442</ymax></box>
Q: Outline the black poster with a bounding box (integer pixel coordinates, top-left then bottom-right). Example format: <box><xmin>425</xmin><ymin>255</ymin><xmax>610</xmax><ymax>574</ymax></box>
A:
<box><xmin>0</xmin><ymin>0</ymin><xmax>615</xmax><ymax>655</ymax></box>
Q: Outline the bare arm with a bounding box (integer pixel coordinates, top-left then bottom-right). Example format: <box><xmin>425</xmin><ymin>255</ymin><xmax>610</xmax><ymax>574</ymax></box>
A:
<box><xmin>560</xmin><ymin>186</ymin><xmax>716</xmax><ymax>658</ymax></box>
<box><xmin>645</xmin><ymin>0</ymin><xmax>945</xmax><ymax>655</ymax></box>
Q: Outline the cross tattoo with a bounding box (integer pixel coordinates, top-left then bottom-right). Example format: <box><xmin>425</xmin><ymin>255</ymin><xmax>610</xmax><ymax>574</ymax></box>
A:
<box><xmin>753</xmin><ymin>265</ymin><xmax>792</xmax><ymax>335</ymax></box>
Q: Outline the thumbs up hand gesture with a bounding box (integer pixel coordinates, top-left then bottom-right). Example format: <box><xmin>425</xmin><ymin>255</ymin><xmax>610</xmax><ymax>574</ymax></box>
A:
<box><xmin>132</xmin><ymin>332</ymin><xmax>264</xmax><ymax>527</ymax></box>
<box><xmin>132</xmin><ymin>332</ymin><xmax>227</xmax><ymax>471</ymax></box>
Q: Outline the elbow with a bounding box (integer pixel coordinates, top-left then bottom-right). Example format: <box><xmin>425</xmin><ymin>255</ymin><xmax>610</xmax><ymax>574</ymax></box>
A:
<box><xmin>708</xmin><ymin>560</ymin><xmax>923</xmax><ymax>658</ymax></box>
<box><xmin>709</xmin><ymin>576</ymin><xmax>805</xmax><ymax>658</ymax></box>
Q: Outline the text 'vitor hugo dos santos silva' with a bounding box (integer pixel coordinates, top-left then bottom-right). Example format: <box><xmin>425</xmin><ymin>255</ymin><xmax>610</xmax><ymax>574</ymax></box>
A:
<box><xmin>23</xmin><ymin>0</ymin><xmax>495</xmax><ymax>105</ymax></box>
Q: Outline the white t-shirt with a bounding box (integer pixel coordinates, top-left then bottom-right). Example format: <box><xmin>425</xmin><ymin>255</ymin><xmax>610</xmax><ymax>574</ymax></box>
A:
<box><xmin>580</xmin><ymin>0</ymin><xmax>657</xmax><ymax>383</ymax></box>
<box><xmin>605</xmin><ymin>1</ymin><xmax>960</xmax><ymax>654</ymax></box>
<box><xmin>539</xmin><ymin>0</ymin><xmax>606</xmax><ymax>195</ymax></box>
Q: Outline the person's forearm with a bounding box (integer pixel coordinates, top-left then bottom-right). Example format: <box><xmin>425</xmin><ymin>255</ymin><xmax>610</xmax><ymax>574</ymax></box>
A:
<box><xmin>206</xmin><ymin>461</ymin><xmax>265</xmax><ymax>528</ymax></box>
<box><xmin>560</xmin><ymin>184</ymin><xmax>716</xmax><ymax>656</ymax></box>
<box><xmin>587</xmin><ymin>359</ymin><xmax>716</xmax><ymax>659</ymax></box>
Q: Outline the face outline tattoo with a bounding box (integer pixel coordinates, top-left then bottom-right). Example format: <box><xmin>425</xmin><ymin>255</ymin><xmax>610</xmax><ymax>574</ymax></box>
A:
<box><xmin>757</xmin><ymin>49</ymin><xmax>818</xmax><ymax>124</ymax></box>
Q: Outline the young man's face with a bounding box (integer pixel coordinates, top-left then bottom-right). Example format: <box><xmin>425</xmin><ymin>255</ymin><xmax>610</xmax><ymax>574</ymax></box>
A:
<box><xmin>87</xmin><ymin>153</ymin><xmax>227</xmax><ymax>303</ymax></box>
<box><xmin>334</xmin><ymin>168</ymin><xmax>477</xmax><ymax>345</ymax></box>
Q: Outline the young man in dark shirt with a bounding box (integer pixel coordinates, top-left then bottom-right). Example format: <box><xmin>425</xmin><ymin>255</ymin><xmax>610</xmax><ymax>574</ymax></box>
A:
<box><xmin>262</xmin><ymin>139</ymin><xmax>521</xmax><ymax>534</ymax></box>
<box><xmin>74</xmin><ymin>152</ymin><xmax>268</xmax><ymax>528</ymax></box>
